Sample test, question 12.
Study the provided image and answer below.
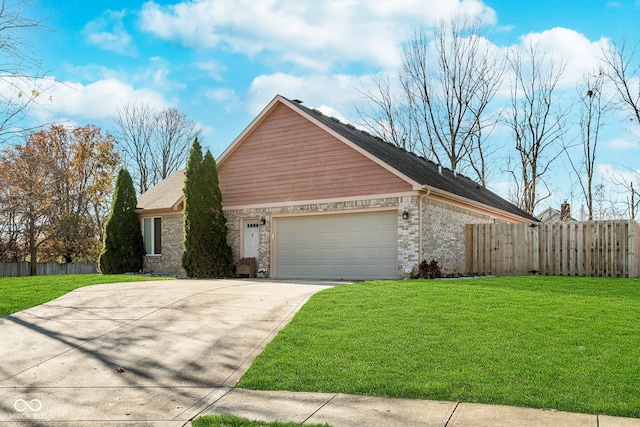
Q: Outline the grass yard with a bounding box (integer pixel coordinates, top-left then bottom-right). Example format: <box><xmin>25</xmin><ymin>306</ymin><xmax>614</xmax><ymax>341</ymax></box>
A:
<box><xmin>0</xmin><ymin>274</ymin><xmax>167</xmax><ymax>317</ymax></box>
<box><xmin>238</xmin><ymin>276</ymin><xmax>640</xmax><ymax>418</ymax></box>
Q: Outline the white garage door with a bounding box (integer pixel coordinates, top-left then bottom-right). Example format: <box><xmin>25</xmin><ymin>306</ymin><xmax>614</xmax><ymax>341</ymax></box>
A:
<box><xmin>275</xmin><ymin>211</ymin><xmax>398</xmax><ymax>280</ymax></box>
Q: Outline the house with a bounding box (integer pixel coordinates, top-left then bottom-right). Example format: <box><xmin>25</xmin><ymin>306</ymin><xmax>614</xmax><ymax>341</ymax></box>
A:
<box><xmin>136</xmin><ymin>95</ymin><xmax>537</xmax><ymax>279</ymax></box>
<box><xmin>537</xmin><ymin>202</ymin><xmax>575</xmax><ymax>222</ymax></box>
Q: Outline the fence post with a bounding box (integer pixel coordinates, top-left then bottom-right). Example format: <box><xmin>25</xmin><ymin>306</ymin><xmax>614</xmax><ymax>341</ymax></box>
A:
<box><xmin>629</xmin><ymin>220</ymin><xmax>637</xmax><ymax>278</ymax></box>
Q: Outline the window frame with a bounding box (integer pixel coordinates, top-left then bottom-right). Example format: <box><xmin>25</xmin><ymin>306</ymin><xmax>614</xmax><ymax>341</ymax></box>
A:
<box><xmin>142</xmin><ymin>216</ymin><xmax>162</xmax><ymax>256</ymax></box>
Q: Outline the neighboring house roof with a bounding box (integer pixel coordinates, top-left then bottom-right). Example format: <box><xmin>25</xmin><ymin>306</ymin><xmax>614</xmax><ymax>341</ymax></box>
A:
<box><xmin>537</xmin><ymin>207</ymin><xmax>561</xmax><ymax>222</ymax></box>
<box><xmin>537</xmin><ymin>207</ymin><xmax>576</xmax><ymax>222</ymax></box>
<box><xmin>137</xmin><ymin>169</ymin><xmax>184</xmax><ymax>211</ymax></box>
<box><xmin>282</xmin><ymin>97</ymin><xmax>537</xmax><ymax>222</ymax></box>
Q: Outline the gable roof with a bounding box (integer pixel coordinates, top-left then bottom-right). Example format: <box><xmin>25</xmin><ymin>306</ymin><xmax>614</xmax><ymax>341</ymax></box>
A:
<box><xmin>137</xmin><ymin>169</ymin><xmax>184</xmax><ymax>211</ymax></box>
<box><xmin>141</xmin><ymin>95</ymin><xmax>537</xmax><ymax>222</ymax></box>
<box><xmin>281</xmin><ymin>97</ymin><xmax>537</xmax><ymax>222</ymax></box>
<box><xmin>537</xmin><ymin>206</ymin><xmax>576</xmax><ymax>222</ymax></box>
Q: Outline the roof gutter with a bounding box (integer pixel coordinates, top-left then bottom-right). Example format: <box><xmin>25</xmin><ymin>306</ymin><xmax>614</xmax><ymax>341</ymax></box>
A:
<box><xmin>420</xmin><ymin>184</ymin><xmax>537</xmax><ymax>224</ymax></box>
<box><xmin>418</xmin><ymin>186</ymin><xmax>431</xmax><ymax>263</ymax></box>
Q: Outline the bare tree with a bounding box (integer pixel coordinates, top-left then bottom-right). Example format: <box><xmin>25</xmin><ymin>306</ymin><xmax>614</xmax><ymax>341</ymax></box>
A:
<box><xmin>0</xmin><ymin>0</ymin><xmax>49</xmax><ymax>144</ymax></box>
<box><xmin>466</xmin><ymin>69</ymin><xmax>504</xmax><ymax>187</ymax></box>
<box><xmin>506</xmin><ymin>42</ymin><xmax>567</xmax><ymax>215</ymax></box>
<box><xmin>356</xmin><ymin>74</ymin><xmax>416</xmax><ymax>152</ymax></box>
<box><xmin>605</xmin><ymin>168</ymin><xmax>640</xmax><ymax>220</ymax></box>
<box><xmin>152</xmin><ymin>107</ymin><xmax>201</xmax><ymax>183</ymax></box>
<box><xmin>358</xmin><ymin>14</ymin><xmax>504</xmax><ymax>185</ymax></box>
<box><xmin>565</xmin><ymin>69</ymin><xmax>611</xmax><ymax>220</ymax></box>
<box><xmin>112</xmin><ymin>102</ymin><xmax>201</xmax><ymax>194</ymax></box>
<box><xmin>597</xmin><ymin>39</ymin><xmax>640</xmax><ymax>221</ymax></box>
<box><xmin>593</xmin><ymin>182</ymin><xmax>621</xmax><ymax>220</ymax></box>
<box><xmin>602</xmin><ymin>39</ymin><xmax>640</xmax><ymax>126</ymax></box>
<box><xmin>112</xmin><ymin>102</ymin><xmax>155</xmax><ymax>193</ymax></box>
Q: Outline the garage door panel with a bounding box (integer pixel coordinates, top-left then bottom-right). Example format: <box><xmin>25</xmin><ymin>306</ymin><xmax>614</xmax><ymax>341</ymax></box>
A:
<box><xmin>381</xmin><ymin>247</ymin><xmax>398</xmax><ymax>258</ymax></box>
<box><xmin>275</xmin><ymin>211</ymin><xmax>398</xmax><ymax>280</ymax></box>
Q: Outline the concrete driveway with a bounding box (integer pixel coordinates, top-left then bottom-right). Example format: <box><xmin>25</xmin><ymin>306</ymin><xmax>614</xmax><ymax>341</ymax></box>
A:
<box><xmin>0</xmin><ymin>279</ymin><xmax>333</xmax><ymax>426</ymax></box>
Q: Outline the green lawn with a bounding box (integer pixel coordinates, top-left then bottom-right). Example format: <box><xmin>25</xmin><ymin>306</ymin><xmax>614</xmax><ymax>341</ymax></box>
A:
<box><xmin>238</xmin><ymin>276</ymin><xmax>640</xmax><ymax>418</ymax></box>
<box><xmin>0</xmin><ymin>274</ymin><xmax>167</xmax><ymax>317</ymax></box>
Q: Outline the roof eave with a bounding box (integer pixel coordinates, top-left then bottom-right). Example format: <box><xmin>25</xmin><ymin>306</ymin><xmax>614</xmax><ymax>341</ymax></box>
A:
<box><xmin>217</xmin><ymin>95</ymin><xmax>286</xmax><ymax>166</ymax></box>
<box><xmin>171</xmin><ymin>197</ymin><xmax>184</xmax><ymax>211</ymax></box>
<box><xmin>136</xmin><ymin>206</ymin><xmax>184</xmax><ymax>216</ymax></box>
<box><xmin>422</xmin><ymin>185</ymin><xmax>537</xmax><ymax>223</ymax></box>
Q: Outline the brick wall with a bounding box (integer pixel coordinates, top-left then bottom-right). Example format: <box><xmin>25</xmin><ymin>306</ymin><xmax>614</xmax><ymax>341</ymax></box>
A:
<box><xmin>142</xmin><ymin>196</ymin><xmax>499</xmax><ymax>277</ymax></box>
<box><xmin>398</xmin><ymin>196</ymin><xmax>420</xmax><ymax>272</ymax></box>
<box><xmin>421</xmin><ymin>198</ymin><xmax>492</xmax><ymax>274</ymax></box>
<box><xmin>143</xmin><ymin>213</ymin><xmax>185</xmax><ymax>276</ymax></box>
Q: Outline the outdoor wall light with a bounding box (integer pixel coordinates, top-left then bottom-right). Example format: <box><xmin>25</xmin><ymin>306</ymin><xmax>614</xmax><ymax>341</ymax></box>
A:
<box><xmin>402</xmin><ymin>210</ymin><xmax>409</xmax><ymax>220</ymax></box>
<box><xmin>260</xmin><ymin>217</ymin><xmax>266</xmax><ymax>225</ymax></box>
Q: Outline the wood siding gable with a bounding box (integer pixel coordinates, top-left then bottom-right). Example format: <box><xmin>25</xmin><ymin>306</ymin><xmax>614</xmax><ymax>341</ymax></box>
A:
<box><xmin>218</xmin><ymin>100</ymin><xmax>413</xmax><ymax>207</ymax></box>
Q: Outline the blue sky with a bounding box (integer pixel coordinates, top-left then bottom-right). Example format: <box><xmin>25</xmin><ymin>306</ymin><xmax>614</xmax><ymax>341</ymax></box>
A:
<box><xmin>15</xmin><ymin>0</ymin><xmax>640</xmax><ymax>215</ymax></box>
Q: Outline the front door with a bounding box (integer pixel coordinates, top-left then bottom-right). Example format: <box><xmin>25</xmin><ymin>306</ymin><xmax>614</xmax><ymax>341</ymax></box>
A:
<box><xmin>243</xmin><ymin>220</ymin><xmax>260</xmax><ymax>264</ymax></box>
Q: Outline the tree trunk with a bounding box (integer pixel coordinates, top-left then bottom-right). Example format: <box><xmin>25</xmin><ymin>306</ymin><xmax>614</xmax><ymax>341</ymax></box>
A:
<box><xmin>29</xmin><ymin>222</ymin><xmax>36</xmax><ymax>276</ymax></box>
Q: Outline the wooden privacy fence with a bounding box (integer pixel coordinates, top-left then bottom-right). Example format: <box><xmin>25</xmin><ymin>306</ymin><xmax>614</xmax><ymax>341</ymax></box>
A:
<box><xmin>0</xmin><ymin>262</ymin><xmax>98</xmax><ymax>277</ymax></box>
<box><xmin>465</xmin><ymin>221</ymin><xmax>640</xmax><ymax>277</ymax></box>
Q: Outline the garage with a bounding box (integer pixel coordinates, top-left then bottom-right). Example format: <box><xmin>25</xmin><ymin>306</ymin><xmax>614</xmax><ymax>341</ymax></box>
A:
<box><xmin>274</xmin><ymin>211</ymin><xmax>398</xmax><ymax>280</ymax></box>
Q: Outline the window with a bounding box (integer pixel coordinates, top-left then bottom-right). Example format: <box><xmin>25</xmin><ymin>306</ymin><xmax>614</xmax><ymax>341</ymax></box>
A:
<box><xmin>143</xmin><ymin>217</ymin><xmax>162</xmax><ymax>255</ymax></box>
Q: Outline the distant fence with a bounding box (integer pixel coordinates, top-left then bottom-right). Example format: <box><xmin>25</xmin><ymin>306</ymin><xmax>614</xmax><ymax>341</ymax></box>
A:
<box><xmin>465</xmin><ymin>220</ymin><xmax>640</xmax><ymax>277</ymax></box>
<box><xmin>0</xmin><ymin>262</ymin><xmax>98</xmax><ymax>277</ymax></box>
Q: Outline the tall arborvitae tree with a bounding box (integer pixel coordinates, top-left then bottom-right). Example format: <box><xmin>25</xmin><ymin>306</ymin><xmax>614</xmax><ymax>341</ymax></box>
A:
<box><xmin>182</xmin><ymin>139</ymin><xmax>233</xmax><ymax>278</ymax></box>
<box><xmin>98</xmin><ymin>168</ymin><xmax>146</xmax><ymax>274</ymax></box>
<box><xmin>201</xmin><ymin>149</ymin><xmax>233</xmax><ymax>276</ymax></box>
<box><xmin>181</xmin><ymin>139</ymin><xmax>203</xmax><ymax>276</ymax></box>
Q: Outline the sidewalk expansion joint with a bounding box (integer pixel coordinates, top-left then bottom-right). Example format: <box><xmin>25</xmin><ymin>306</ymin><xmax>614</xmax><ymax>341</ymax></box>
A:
<box><xmin>302</xmin><ymin>393</ymin><xmax>338</xmax><ymax>424</ymax></box>
<box><xmin>444</xmin><ymin>401</ymin><xmax>460</xmax><ymax>427</ymax></box>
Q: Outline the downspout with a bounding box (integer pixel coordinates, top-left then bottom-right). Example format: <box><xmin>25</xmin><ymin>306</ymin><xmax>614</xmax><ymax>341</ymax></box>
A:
<box><xmin>418</xmin><ymin>187</ymin><xmax>431</xmax><ymax>262</ymax></box>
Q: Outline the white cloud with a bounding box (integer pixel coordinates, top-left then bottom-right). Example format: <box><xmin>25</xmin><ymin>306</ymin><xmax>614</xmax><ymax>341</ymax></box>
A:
<box><xmin>247</xmin><ymin>72</ymin><xmax>375</xmax><ymax>118</ymax></box>
<box><xmin>83</xmin><ymin>10</ymin><xmax>136</xmax><ymax>56</ymax></box>
<box><xmin>139</xmin><ymin>0</ymin><xmax>496</xmax><ymax>71</ymax></box>
<box><xmin>132</xmin><ymin>57</ymin><xmax>185</xmax><ymax>92</ymax></box>
<box><xmin>195</xmin><ymin>60</ymin><xmax>228</xmax><ymax>81</ymax></box>
<box><xmin>23</xmin><ymin>78</ymin><xmax>169</xmax><ymax>126</ymax></box>
<box><xmin>205</xmin><ymin>88</ymin><xmax>238</xmax><ymax>113</ymax></box>
<box><xmin>516</xmin><ymin>28</ymin><xmax>610</xmax><ymax>88</ymax></box>
<box><xmin>607</xmin><ymin>137</ymin><xmax>640</xmax><ymax>151</ymax></box>
<box><xmin>485</xmin><ymin>179</ymin><xmax>514</xmax><ymax>202</ymax></box>
<box><xmin>206</xmin><ymin>88</ymin><xmax>235</xmax><ymax>102</ymax></box>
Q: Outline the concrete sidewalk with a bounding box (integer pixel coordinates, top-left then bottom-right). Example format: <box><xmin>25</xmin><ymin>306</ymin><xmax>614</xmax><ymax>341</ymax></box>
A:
<box><xmin>0</xmin><ymin>279</ymin><xmax>334</xmax><ymax>426</ymax></box>
<box><xmin>201</xmin><ymin>388</ymin><xmax>640</xmax><ymax>427</ymax></box>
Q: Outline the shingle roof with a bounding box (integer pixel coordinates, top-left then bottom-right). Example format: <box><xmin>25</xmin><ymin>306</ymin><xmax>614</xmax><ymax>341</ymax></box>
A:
<box><xmin>286</xmin><ymin>98</ymin><xmax>538</xmax><ymax>222</ymax></box>
<box><xmin>139</xmin><ymin>95</ymin><xmax>537</xmax><ymax>222</ymax></box>
<box><xmin>137</xmin><ymin>169</ymin><xmax>184</xmax><ymax>211</ymax></box>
